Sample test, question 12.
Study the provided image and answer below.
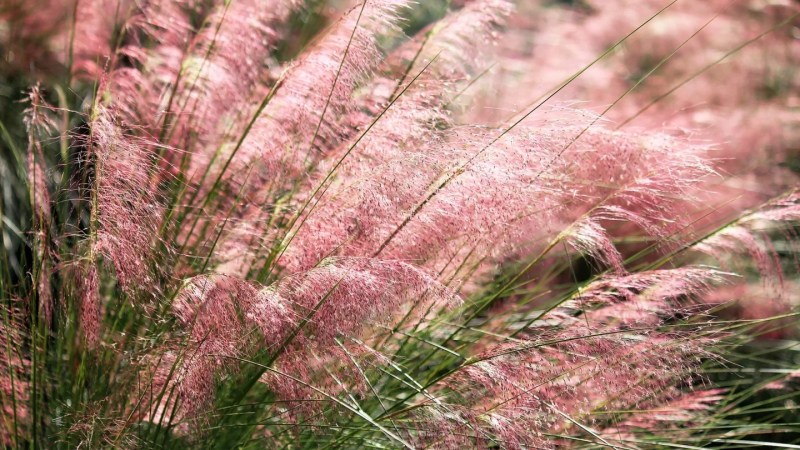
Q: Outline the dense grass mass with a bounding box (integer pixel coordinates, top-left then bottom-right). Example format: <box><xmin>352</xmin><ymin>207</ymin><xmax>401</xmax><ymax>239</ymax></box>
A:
<box><xmin>1</xmin><ymin>0</ymin><xmax>799</xmax><ymax>448</ymax></box>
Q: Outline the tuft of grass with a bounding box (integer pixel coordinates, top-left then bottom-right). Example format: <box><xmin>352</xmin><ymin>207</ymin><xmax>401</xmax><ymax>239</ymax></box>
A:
<box><xmin>0</xmin><ymin>0</ymin><xmax>799</xmax><ymax>448</ymax></box>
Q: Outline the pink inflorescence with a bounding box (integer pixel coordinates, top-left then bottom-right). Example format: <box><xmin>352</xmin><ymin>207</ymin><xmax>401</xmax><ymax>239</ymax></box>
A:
<box><xmin>4</xmin><ymin>0</ymin><xmax>799</xmax><ymax>447</ymax></box>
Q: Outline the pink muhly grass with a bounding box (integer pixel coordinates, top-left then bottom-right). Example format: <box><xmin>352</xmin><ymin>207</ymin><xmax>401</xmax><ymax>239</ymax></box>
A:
<box><xmin>693</xmin><ymin>191</ymin><xmax>800</xmax><ymax>288</ymax></box>
<box><xmin>411</xmin><ymin>332</ymin><xmax>714</xmax><ymax>449</ymax></box>
<box><xmin>472</xmin><ymin>0</ymin><xmax>798</xmax><ymax>212</ymax></box>
<box><xmin>260</xmin><ymin>9</ymin><xmax>509</xmax><ymax>273</ymax></box>
<box><xmin>279</xmin><ymin>119</ymin><xmax>714</xmax><ymax>278</ymax></box>
<box><xmin>0</xmin><ymin>305</ymin><xmax>30</xmax><ymax>448</ymax></box>
<box><xmin>67</xmin><ymin>0</ymin><xmax>128</xmax><ymax>79</ymax></box>
<box><xmin>380</xmin><ymin>0</ymin><xmax>513</xmax><ymax>89</ymax></box>
<box><xmin>696</xmin><ymin>225</ymin><xmax>784</xmax><ymax>284</ymax></box>
<box><xmin>704</xmin><ymin>282</ymin><xmax>799</xmax><ymax>340</ymax></box>
<box><xmin>569</xmin><ymin>267</ymin><xmax>730</xmax><ymax>308</ymax></box>
<box><xmin>169</xmin><ymin>274</ymin><xmax>273</xmax><ymax>416</ymax></box>
<box><xmin>394</xmin><ymin>265</ymin><xmax>729</xmax><ymax>449</ymax></box>
<box><xmin>162</xmin><ymin>0</ymin><xmax>302</xmax><ymax>153</ymax></box>
<box><xmin>167</xmin><ymin>256</ymin><xmax>454</xmax><ymax>419</ymax></box>
<box><xmin>73</xmin><ymin>261</ymin><xmax>102</xmax><ymax>347</ymax></box>
<box><xmin>220</xmin><ymin>0</ymin><xmax>409</xmax><ymax>188</ymax></box>
<box><xmin>3</xmin><ymin>0</ymin><xmax>799</xmax><ymax>448</ymax></box>
<box><xmin>266</xmin><ymin>257</ymin><xmax>455</xmax><ymax>346</ymax></box>
<box><xmin>86</xmin><ymin>106</ymin><xmax>163</xmax><ymax>293</ymax></box>
<box><xmin>24</xmin><ymin>87</ymin><xmax>55</xmax><ymax>325</ymax></box>
<box><xmin>600</xmin><ymin>388</ymin><xmax>727</xmax><ymax>442</ymax></box>
<box><xmin>102</xmin><ymin>0</ymin><xmax>195</xmax><ymax>134</ymax></box>
<box><xmin>210</xmin><ymin>0</ymin><xmax>413</xmax><ymax>275</ymax></box>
